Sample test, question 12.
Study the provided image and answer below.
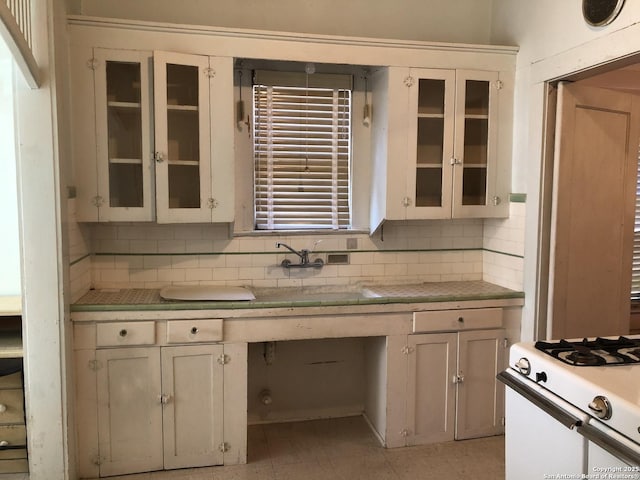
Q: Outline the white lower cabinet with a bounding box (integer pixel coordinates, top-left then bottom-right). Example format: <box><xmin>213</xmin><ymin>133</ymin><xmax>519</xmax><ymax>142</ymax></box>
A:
<box><xmin>404</xmin><ymin>329</ymin><xmax>506</xmax><ymax>446</ymax></box>
<box><xmin>96</xmin><ymin>345</ymin><xmax>224</xmax><ymax>477</ymax></box>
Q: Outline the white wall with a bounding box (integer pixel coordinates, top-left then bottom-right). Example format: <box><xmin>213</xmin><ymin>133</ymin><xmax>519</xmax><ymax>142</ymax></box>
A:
<box><xmin>489</xmin><ymin>0</ymin><xmax>640</xmax><ymax>339</ymax></box>
<box><xmin>0</xmin><ymin>41</ymin><xmax>21</xmax><ymax>295</ymax></box>
<box><xmin>72</xmin><ymin>0</ymin><xmax>495</xmax><ymax>45</ymax></box>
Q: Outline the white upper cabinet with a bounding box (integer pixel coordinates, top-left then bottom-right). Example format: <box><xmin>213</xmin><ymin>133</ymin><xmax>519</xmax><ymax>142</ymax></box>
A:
<box><xmin>370</xmin><ymin>66</ymin><xmax>509</xmax><ymax>230</ymax></box>
<box><xmin>72</xmin><ymin>48</ymin><xmax>234</xmax><ymax>223</ymax></box>
<box><xmin>153</xmin><ymin>52</ymin><xmax>234</xmax><ymax>223</ymax></box>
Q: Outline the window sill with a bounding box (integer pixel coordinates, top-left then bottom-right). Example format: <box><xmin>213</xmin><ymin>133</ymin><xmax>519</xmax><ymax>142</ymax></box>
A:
<box><xmin>232</xmin><ymin>229</ymin><xmax>370</xmax><ymax>237</ymax></box>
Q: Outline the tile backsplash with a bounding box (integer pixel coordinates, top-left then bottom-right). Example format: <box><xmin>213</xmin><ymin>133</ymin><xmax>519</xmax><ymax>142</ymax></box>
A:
<box><xmin>68</xmin><ymin>199</ymin><xmax>525</xmax><ymax>301</ymax></box>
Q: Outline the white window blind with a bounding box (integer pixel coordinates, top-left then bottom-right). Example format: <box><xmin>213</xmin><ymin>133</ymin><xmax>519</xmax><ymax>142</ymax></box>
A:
<box><xmin>632</xmin><ymin>145</ymin><xmax>640</xmax><ymax>301</ymax></box>
<box><xmin>253</xmin><ymin>71</ymin><xmax>352</xmax><ymax>230</ymax></box>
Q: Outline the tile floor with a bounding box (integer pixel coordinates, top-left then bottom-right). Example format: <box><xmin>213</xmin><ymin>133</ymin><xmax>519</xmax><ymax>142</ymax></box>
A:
<box><xmin>1</xmin><ymin>416</ymin><xmax>505</xmax><ymax>480</ymax></box>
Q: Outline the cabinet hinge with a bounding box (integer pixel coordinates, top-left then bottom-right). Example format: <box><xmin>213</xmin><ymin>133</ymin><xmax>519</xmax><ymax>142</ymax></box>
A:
<box><xmin>205</xmin><ymin>68</ymin><xmax>216</xmax><ymax>78</ymax></box>
<box><xmin>403</xmin><ymin>76</ymin><xmax>415</xmax><ymax>88</ymax></box>
<box><xmin>217</xmin><ymin>354</ymin><xmax>230</xmax><ymax>365</ymax></box>
<box><xmin>92</xmin><ymin>454</ymin><xmax>102</xmax><ymax>466</ymax></box>
<box><xmin>400</xmin><ymin>428</ymin><xmax>410</xmax><ymax>437</ymax></box>
<box><xmin>401</xmin><ymin>197</ymin><xmax>412</xmax><ymax>207</ymax></box>
<box><xmin>503</xmin><ymin>338</ymin><xmax>509</xmax><ymax>349</ymax></box>
<box><xmin>88</xmin><ymin>360</ymin><xmax>102</xmax><ymax>371</ymax></box>
<box><xmin>92</xmin><ymin>195</ymin><xmax>104</xmax><ymax>208</ymax></box>
<box><xmin>207</xmin><ymin>198</ymin><xmax>219</xmax><ymax>209</ymax></box>
<box><xmin>494</xmin><ymin>79</ymin><xmax>504</xmax><ymax>90</ymax></box>
<box><xmin>218</xmin><ymin>441</ymin><xmax>230</xmax><ymax>453</ymax></box>
<box><xmin>401</xmin><ymin>345</ymin><xmax>414</xmax><ymax>355</ymax></box>
<box><xmin>492</xmin><ymin>196</ymin><xmax>502</xmax><ymax>206</ymax></box>
<box><xmin>87</xmin><ymin>58</ymin><xmax>98</xmax><ymax>70</ymax></box>
<box><xmin>501</xmin><ymin>417</ymin><xmax>506</xmax><ymax>427</ymax></box>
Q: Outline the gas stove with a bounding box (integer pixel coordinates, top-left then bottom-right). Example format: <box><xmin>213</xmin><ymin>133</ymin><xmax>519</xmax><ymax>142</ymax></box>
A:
<box><xmin>500</xmin><ymin>334</ymin><xmax>640</xmax><ymax>475</ymax></box>
<box><xmin>535</xmin><ymin>336</ymin><xmax>640</xmax><ymax>366</ymax></box>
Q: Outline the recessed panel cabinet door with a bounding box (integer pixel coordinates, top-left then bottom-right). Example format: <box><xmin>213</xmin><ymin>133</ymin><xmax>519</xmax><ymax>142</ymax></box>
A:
<box><xmin>406</xmin><ymin>332</ymin><xmax>457</xmax><ymax>445</ymax></box>
<box><xmin>455</xmin><ymin>329</ymin><xmax>505</xmax><ymax>440</ymax></box>
<box><xmin>96</xmin><ymin>347</ymin><xmax>163</xmax><ymax>477</ymax></box>
<box><xmin>161</xmin><ymin>345</ymin><xmax>224</xmax><ymax>469</ymax></box>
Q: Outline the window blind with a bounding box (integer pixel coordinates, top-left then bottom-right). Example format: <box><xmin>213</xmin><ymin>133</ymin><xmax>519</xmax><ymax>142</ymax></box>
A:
<box><xmin>632</xmin><ymin>145</ymin><xmax>640</xmax><ymax>301</ymax></box>
<box><xmin>253</xmin><ymin>73</ymin><xmax>352</xmax><ymax>230</ymax></box>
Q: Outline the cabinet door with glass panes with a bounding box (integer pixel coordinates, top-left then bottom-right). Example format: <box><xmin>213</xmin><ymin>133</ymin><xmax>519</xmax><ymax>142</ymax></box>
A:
<box><xmin>92</xmin><ymin>48</ymin><xmax>154</xmax><ymax>221</ymax></box>
<box><xmin>153</xmin><ymin>51</ymin><xmax>234</xmax><ymax>223</ymax></box>
<box><xmin>405</xmin><ymin>68</ymin><xmax>501</xmax><ymax>219</ymax></box>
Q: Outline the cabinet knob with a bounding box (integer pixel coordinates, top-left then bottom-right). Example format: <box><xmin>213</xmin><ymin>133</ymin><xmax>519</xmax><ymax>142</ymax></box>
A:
<box><xmin>0</xmin><ymin>440</ymin><xmax>9</xmax><ymax>447</ymax></box>
<box><xmin>153</xmin><ymin>151</ymin><xmax>164</xmax><ymax>163</ymax></box>
<box><xmin>190</xmin><ymin>326</ymin><xmax>199</xmax><ymax>335</ymax></box>
<box><xmin>0</xmin><ymin>404</ymin><xmax>6</xmax><ymax>413</ymax></box>
<box><xmin>119</xmin><ymin>329</ymin><xmax>128</xmax><ymax>337</ymax></box>
<box><xmin>457</xmin><ymin>316</ymin><xmax>464</xmax><ymax>323</ymax></box>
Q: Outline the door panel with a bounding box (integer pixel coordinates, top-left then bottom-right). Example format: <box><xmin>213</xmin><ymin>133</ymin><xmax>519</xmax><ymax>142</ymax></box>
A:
<box><xmin>549</xmin><ymin>83</ymin><xmax>640</xmax><ymax>338</ymax></box>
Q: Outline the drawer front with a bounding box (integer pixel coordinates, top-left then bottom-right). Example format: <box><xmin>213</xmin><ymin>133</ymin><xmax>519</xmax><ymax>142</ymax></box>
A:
<box><xmin>166</xmin><ymin>319</ymin><xmax>223</xmax><ymax>344</ymax></box>
<box><xmin>0</xmin><ymin>425</ymin><xmax>26</xmax><ymax>448</ymax></box>
<box><xmin>96</xmin><ymin>321</ymin><xmax>156</xmax><ymax>347</ymax></box>
<box><xmin>0</xmin><ymin>390</ymin><xmax>24</xmax><ymax>425</ymax></box>
<box><xmin>0</xmin><ymin>372</ymin><xmax>22</xmax><ymax>390</ymax></box>
<box><xmin>413</xmin><ymin>308</ymin><xmax>503</xmax><ymax>333</ymax></box>
<box><xmin>0</xmin><ymin>458</ymin><xmax>28</xmax><ymax>473</ymax></box>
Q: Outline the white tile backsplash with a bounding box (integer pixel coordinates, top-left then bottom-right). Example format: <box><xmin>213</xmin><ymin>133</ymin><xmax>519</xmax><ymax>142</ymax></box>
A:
<box><xmin>68</xmin><ymin>201</ymin><xmax>526</xmax><ymax>295</ymax></box>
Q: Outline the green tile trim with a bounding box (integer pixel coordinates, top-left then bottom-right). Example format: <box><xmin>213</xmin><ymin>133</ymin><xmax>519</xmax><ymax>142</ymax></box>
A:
<box><xmin>509</xmin><ymin>193</ymin><xmax>527</xmax><ymax>203</ymax></box>
<box><xmin>483</xmin><ymin>248</ymin><xmax>524</xmax><ymax>259</ymax></box>
<box><xmin>69</xmin><ymin>253</ymin><xmax>91</xmax><ymax>266</ymax></box>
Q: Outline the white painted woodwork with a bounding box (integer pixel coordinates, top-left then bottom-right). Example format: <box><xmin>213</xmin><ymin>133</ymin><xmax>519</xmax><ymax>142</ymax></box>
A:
<box><xmin>96</xmin><ymin>321</ymin><xmax>156</xmax><ymax>347</ymax></box>
<box><xmin>413</xmin><ymin>307</ymin><xmax>503</xmax><ymax>332</ymax></box>
<box><xmin>455</xmin><ymin>329</ymin><xmax>505</xmax><ymax>440</ymax></box>
<box><xmin>406</xmin><ymin>332</ymin><xmax>457</xmax><ymax>445</ymax></box>
<box><xmin>405</xmin><ymin>328</ymin><xmax>505</xmax><ymax>446</ymax></box>
<box><xmin>75</xmin><ymin>349</ymin><xmax>99</xmax><ymax>479</ymax></box>
<box><xmin>161</xmin><ymin>345</ymin><xmax>224</xmax><ymax>469</ymax></box>
<box><xmin>221</xmin><ymin>342</ymin><xmax>248</xmax><ymax>465</ymax></box>
<box><xmin>93</xmin><ymin>48</ymin><xmax>154</xmax><ymax>221</ymax></box>
<box><xmin>96</xmin><ymin>347</ymin><xmax>163</xmax><ymax>476</ymax></box>
<box><xmin>166</xmin><ymin>319</ymin><xmax>223</xmax><ymax>343</ymax></box>
<box><xmin>370</xmin><ymin>67</ymin><xmax>508</xmax><ymax>231</ymax></box>
<box><xmin>549</xmin><ymin>83</ymin><xmax>639</xmax><ymax>339</ymax></box>
<box><xmin>154</xmin><ymin>51</ymin><xmax>234</xmax><ymax>223</ymax></box>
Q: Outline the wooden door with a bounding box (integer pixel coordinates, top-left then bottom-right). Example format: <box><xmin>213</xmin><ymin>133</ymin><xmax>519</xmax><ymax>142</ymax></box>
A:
<box><xmin>96</xmin><ymin>347</ymin><xmax>163</xmax><ymax>476</ymax></box>
<box><xmin>405</xmin><ymin>333</ymin><xmax>457</xmax><ymax>445</ymax></box>
<box><xmin>455</xmin><ymin>329</ymin><xmax>505</xmax><ymax>440</ymax></box>
<box><xmin>161</xmin><ymin>345</ymin><xmax>224</xmax><ymax>469</ymax></box>
<box><xmin>549</xmin><ymin>82</ymin><xmax>640</xmax><ymax>338</ymax></box>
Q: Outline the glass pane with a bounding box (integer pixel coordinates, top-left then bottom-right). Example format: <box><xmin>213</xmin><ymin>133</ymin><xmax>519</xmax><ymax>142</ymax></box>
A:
<box><xmin>106</xmin><ymin>61</ymin><xmax>143</xmax><ymax>208</ymax></box>
<box><xmin>417</xmin><ymin>79</ymin><xmax>445</xmax><ymax>115</ymax></box>
<box><xmin>416</xmin><ymin>168</ymin><xmax>443</xmax><ymax>207</ymax></box>
<box><xmin>462</xmin><ymin>167</ymin><xmax>487</xmax><ymax>206</ymax></box>
<box><xmin>465</xmin><ymin>80</ymin><xmax>489</xmax><ymax>116</ymax></box>
<box><xmin>166</xmin><ymin>64</ymin><xmax>200</xmax><ymax>209</ymax></box>
<box><xmin>464</xmin><ymin>118</ymin><xmax>488</xmax><ymax>166</ymax></box>
<box><xmin>169</xmin><ymin>165</ymin><xmax>200</xmax><ymax>208</ymax></box>
<box><xmin>109</xmin><ymin>163</ymin><xmax>143</xmax><ymax>208</ymax></box>
<box><xmin>417</xmin><ymin>117</ymin><xmax>444</xmax><ymax>166</ymax></box>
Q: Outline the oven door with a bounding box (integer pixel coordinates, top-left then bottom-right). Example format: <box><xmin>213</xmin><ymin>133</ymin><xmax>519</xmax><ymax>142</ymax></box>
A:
<box><xmin>500</xmin><ymin>369</ymin><xmax>589</xmax><ymax>479</ymax></box>
<box><xmin>579</xmin><ymin>421</ymin><xmax>640</xmax><ymax>468</ymax></box>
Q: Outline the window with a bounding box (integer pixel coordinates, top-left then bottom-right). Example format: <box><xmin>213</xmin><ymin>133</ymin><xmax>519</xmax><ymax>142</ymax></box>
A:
<box><xmin>632</xmin><ymin>145</ymin><xmax>640</xmax><ymax>302</ymax></box>
<box><xmin>253</xmin><ymin>70</ymin><xmax>352</xmax><ymax>230</ymax></box>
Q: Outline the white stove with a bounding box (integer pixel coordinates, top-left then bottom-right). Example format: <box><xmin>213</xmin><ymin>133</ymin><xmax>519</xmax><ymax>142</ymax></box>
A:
<box><xmin>499</xmin><ymin>335</ymin><xmax>640</xmax><ymax>478</ymax></box>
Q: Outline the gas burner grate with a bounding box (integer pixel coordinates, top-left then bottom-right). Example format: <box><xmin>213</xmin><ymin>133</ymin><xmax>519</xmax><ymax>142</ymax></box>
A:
<box><xmin>534</xmin><ymin>336</ymin><xmax>640</xmax><ymax>366</ymax></box>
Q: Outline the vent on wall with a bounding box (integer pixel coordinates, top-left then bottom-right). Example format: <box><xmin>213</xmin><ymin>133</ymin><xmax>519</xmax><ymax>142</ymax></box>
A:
<box><xmin>326</xmin><ymin>253</ymin><xmax>350</xmax><ymax>265</ymax></box>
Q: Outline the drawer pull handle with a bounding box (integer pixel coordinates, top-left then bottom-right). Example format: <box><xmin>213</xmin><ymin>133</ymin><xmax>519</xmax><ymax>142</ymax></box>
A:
<box><xmin>0</xmin><ymin>440</ymin><xmax>9</xmax><ymax>447</ymax></box>
<box><xmin>458</xmin><ymin>317</ymin><xmax>464</xmax><ymax>323</ymax></box>
<box><xmin>119</xmin><ymin>329</ymin><xmax>128</xmax><ymax>337</ymax></box>
<box><xmin>0</xmin><ymin>404</ymin><xmax>6</xmax><ymax>413</ymax></box>
<box><xmin>190</xmin><ymin>327</ymin><xmax>199</xmax><ymax>335</ymax></box>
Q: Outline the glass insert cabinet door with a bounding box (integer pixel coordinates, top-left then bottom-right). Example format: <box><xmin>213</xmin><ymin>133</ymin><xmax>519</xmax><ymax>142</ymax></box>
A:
<box><xmin>94</xmin><ymin>49</ymin><xmax>153</xmax><ymax>221</ymax></box>
<box><xmin>153</xmin><ymin>51</ymin><xmax>212</xmax><ymax>223</ymax></box>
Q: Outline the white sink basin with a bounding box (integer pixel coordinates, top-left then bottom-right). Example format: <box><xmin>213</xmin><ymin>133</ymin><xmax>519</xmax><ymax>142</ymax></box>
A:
<box><xmin>160</xmin><ymin>285</ymin><xmax>255</xmax><ymax>301</ymax></box>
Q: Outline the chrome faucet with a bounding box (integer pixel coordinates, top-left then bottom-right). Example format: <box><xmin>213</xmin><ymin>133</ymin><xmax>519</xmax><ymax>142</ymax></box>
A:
<box><xmin>276</xmin><ymin>242</ymin><xmax>323</xmax><ymax>269</ymax></box>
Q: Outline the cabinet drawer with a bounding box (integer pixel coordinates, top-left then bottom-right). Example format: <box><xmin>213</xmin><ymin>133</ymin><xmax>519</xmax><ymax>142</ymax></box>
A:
<box><xmin>0</xmin><ymin>390</ymin><xmax>24</xmax><ymax>425</ymax></box>
<box><xmin>0</xmin><ymin>425</ymin><xmax>26</xmax><ymax>448</ymax></box>
<box><xmin>166</xmin><ymin>319</ymin><xmax>223</xmax><ymax>344</ymax></box>
<box><xmin>413</xmin><ymin>308</ymin><xmax>502</xmax><ymax>333</ymax></box>
<box><xmin>0</xmin><ymin>458</ymin><xmax>28</xmax><ymax>473</ymax></box>
<box><xmin>0</xmin><ymin>372</ymin><xmax>22</xmax><ymax>390</ymax></box>
<box><xmin>96</xmin><ymin>322</ymin><xmax>156</xmax><ymax>347</ymax></box>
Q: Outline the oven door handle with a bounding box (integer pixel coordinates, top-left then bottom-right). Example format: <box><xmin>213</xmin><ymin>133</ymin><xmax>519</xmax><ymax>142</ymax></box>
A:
<box><xmin>577</xmin><ymin>423</ymin><xmax>640</xmax><ymax>466</ymax></box>
<box><xmin>497</xmin><ymin>370</ymin><xmax>583</xmax><ymax>430</ymax></box>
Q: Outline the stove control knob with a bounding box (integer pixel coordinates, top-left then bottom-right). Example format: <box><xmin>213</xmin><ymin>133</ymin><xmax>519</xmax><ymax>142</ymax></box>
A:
<box><xmin>588</xmin><ymin>396</ymin><xmax>612</xmax><ymax>420</ymax></box>
<box><xmin>515</xmin><ymin>357</ymin><xmax>531</xmax><ymax>376</ymax></box>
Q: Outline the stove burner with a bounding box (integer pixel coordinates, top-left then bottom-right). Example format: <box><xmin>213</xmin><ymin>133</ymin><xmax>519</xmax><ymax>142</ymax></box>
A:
<box><xmin>535</xmin><ymin>336</ymin><xmax>640</xmax><ymax>366</ymax></box>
